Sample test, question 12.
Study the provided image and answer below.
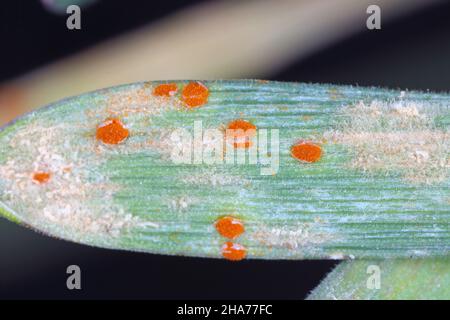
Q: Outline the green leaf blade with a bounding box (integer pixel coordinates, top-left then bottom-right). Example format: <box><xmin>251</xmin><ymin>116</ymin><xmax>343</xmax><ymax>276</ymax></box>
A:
<box><xmin>307</xmin><ymin>258</ymin><xmax>450</xmax><ymax>300</ymax></box>
<box><xmin>0</xmin><ymin>80</ymin><xmax>448</xmax><ymax>260</ymax></box>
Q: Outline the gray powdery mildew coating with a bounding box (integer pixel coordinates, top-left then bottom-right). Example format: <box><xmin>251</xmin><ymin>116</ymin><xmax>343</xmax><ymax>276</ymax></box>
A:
<box><xmin>325</xmin><ymin>99</ymin><xmax>450</xmax><ymax>184</ymax></box>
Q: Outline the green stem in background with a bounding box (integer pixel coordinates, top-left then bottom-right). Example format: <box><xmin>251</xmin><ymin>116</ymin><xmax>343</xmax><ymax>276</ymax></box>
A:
<box><xmin>308</xmin><ymin>258</ymin><xmax>450</xmax><ymax>300</ymax></box>
<box><xmin>0</xmin><ymin>80</ymin><xmax>448</xmax><ymax>261</ymax></box>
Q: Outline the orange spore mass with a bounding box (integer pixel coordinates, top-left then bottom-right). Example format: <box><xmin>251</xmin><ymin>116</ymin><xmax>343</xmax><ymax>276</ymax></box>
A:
<box><xmin>181</xmin><ymin>81</ymin><xmax>209</xmax><ymax>107</ymax></box>
<box><xmin>96</xmin><ymin>118</ymin><xmax>129</xmax><ymax>145</ymax></box>
<box><xmin>221</xmin><ymin>242</ymin><xmax>247</xmax><ymax>261</ymax></box>
<box><xmin>226</xmin><ymin>119</ymin><xmax>256</xmax><ymax>148</ymax></box>
<box><xmin>291</xmin><ymin>141</ymin><xmax>322</xmax><ymax>163</ymax></box>
<box><xmin>153</xmin><ymin>83</ymin><xmax>178</xmax><ymax>97</ymax></box>
<box><xmin>227</xmin><ymin>119</ymin><xmax>256</xmax><ymax>131</ymax></box>
<box><xmin>215</xmin><ymin>216</ymin><xmax>245</xmax><ymax>239</ymax></box>
<box><xmin>33</xmin><ymin>172</ymin><xmax>51</xmax><ymax>184</ymax></box>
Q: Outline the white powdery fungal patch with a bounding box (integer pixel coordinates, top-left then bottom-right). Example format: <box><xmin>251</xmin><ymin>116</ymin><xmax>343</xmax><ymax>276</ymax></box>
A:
<box><xmin>168</xmin><ymin>196</ymin><xmax>197</xmax><ymax>212</ymax></box>
<box><xmin>252</xmin><ymin>222</ymin><xmax>334</xmax><ymax>251</ymax></box>
<box><xmin>146</xmin><ymin>128</ymin><xmax>179</xmax><ymax>160</ymax></box>
<box><xmin>326</xmin><ymin>100</ymin><xmax>450</xmax><ymax>184</ymax></box>
<box><xmin>146</xmin><ymin>126</ymin><xmax>226</xmax><ymax>162</ymax></box>
<box><xmin>181</xmin><ymin>169</ymin><xmax>250</xmax><ymax>187</ymax></box>
<box><xmin>86</xmin><ymin>83</ymin><xmax>180</xmax><ymax>120</ymax></box>
<box><xmin>0</xmin><ymin>121</ymin><xmax>153</xmax><ymax>242</ymax></box>
<box><xmin>328</xmin><ymin>252</ymin><xmax>356</xmax><ymax>260</ymax></box>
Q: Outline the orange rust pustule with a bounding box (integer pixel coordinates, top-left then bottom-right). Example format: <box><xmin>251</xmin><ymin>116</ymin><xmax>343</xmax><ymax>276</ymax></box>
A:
<box><xmin>32</xmin><ymin>172</ymin><xmax>51</xmax><ymax>184</ymax></box>
<box><xmin>96</xmin><ymin>118</ymin><xmax>129</xmax><ymax>145</ymax></box>
<box><xmin>153</xmin><ymin>83</ymin><xmax>178</xmax><ymax>97</ymax></box>
<box><xmin>291</xmin><ymin>141</ymin><xmax>322</xmax><ymax>163</ymax></box>
<box><xmin>181</xmin><ymin>81</ymin><xmax>209</xmax><ymax>108</ymax></box>
<box><xmin>215</xmin><ymin>216</ymin><xmax>245</xmax><ymax>239</ymax></box>
<box><xmin>226</xmin><ymin>119</ymin><xmax>257</xmax><ymax>148</ymax></box>
<box><xmin>227</xmin><ymin>119</ymin><xmax>256</xmax><ymax>132</ymax></box>
<box><xmin>221</xmin><ymin>242</ymin><xmax>247</xmax><ymax>261</ymax></box>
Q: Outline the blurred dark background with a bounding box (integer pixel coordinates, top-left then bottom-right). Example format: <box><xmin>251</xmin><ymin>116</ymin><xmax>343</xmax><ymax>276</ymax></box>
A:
<box><xmin>1</xmin><ymin>0</ymin><xmax>450</xmax><ymax>299</ymax></box>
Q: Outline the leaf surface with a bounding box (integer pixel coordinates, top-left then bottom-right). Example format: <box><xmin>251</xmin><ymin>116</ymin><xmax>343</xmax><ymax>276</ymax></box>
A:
<box><xmin>0</xmin><ymin>80</ymin><xmax>448</xmax><ymax>260</ymax></box>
